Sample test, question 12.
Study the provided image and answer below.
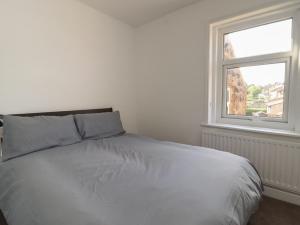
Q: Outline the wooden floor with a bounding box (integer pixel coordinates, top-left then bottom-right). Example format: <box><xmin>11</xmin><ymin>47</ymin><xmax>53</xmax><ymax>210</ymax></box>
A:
<box><xmin>249</xmin><ymin>196</ymin><xmax>300</xmax><ymax>225</ymax></box>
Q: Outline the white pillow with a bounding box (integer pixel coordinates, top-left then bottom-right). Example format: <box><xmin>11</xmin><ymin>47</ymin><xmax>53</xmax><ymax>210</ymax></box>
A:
<box><xmin>2</xmin><ymin>115</ymin><xmax>81</xmax><ymax>161</ymax></box>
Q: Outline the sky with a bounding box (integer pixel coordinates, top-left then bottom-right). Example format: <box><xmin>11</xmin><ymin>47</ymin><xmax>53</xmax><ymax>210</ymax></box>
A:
<box><xmin>239</xmin><ymin>63</ymin><xmax>285</xmax><ymax>86</ymax></box>
<box><xmin>225</xmin><ymin>19</ymin><xmax>292</xmax><ymax>86</ymax></box>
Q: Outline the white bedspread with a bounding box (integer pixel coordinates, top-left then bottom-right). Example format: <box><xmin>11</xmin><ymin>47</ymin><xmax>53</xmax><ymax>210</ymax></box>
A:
<box><xmin>0</xmin><ymin>134</ymin><xmax>262</xmax><ymax>225</ymax></box>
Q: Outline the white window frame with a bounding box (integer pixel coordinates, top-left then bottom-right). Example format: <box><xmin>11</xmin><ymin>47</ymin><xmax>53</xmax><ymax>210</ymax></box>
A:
<box><xmin>222</xmin><ymin>58</ymin><xmax>290</xmax><ymax>123</ymax></box>
<box><xmin>208</xmin><ymin>2</ymin><xmax>300</xmax><ymax>131</ymax></box>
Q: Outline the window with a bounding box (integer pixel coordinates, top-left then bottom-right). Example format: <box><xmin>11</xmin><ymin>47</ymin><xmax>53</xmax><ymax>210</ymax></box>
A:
<box><xmin>224</xmin><ymin>63</ymin><xmax>286</xmax><ymax>120</ymax></box>
<box><xmin>223</xmin><ymin>19</ymin><xmax>292</xmax><ymax>60</ymax></box>
<box><xmin>209</xmin><ymin>3</ymin><xmax>300</xmax><ymax>131</ymax></box>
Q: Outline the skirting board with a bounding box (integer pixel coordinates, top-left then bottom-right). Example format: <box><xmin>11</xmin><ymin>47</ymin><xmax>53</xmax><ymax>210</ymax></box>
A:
<box><xmin>263</xmin><ymin>185</ymin><xmax>300</xmax><ymax>206</ymax></box>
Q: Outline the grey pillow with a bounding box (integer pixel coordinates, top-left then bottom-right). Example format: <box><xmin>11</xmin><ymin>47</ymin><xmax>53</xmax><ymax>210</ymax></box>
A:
<box><xmin>75</xmin><ymin>111</ymin><xmax>125</xmax><ymax>140</ymax></box>
<box><xmin>2</xmin><ymin>115</ymin><xmax>81</xmax><ymax>161</ymax></box>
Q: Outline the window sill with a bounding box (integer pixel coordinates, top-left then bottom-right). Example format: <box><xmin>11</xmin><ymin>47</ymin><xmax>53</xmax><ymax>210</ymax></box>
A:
<box><xmin>201</xmin><ymin>123</ymin><xmax>300</xmax><ymax>138</ymax></box>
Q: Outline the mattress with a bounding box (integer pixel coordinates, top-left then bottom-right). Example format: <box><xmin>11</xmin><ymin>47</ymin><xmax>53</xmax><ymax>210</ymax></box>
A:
<box><xmin>0</xmin><ymin>134</ymin><xmax>262</xmax><ymax>225</ymax></box>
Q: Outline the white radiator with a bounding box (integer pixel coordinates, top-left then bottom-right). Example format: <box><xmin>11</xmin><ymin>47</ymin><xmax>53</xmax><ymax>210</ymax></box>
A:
<box><xmin>202</xmin><ymin>129</ymin><xmax>300</xmax><ymax>195</ymax></box>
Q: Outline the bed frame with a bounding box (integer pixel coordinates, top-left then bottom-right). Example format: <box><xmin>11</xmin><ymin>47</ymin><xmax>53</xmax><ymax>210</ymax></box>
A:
<box><xmin>0</xmin><ymin>108</ymin><xmax>113</xmax><ymax>127</ymax></box>
<box><xmin>0</xmin><ymin>108</ymin><xmax>113</xmax><ymax>225</ymax></box>
<box><xmin>0</xmin><ymin>211</ymin><xmax>7</xmax><ymax>225</ymax></box>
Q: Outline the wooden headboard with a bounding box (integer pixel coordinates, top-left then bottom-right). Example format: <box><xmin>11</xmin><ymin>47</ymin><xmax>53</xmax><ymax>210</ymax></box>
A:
<box><xmin>0</xmin><ymin>108</ymin><xmax>113</xmax><ymax>127</ymax></box>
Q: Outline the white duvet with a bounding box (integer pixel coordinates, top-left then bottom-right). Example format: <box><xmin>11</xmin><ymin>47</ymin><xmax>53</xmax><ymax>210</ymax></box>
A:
<box><xmin>0</xmin><ymin>134</ymin><xmax>262</xmax><ymax>225</ymax></box>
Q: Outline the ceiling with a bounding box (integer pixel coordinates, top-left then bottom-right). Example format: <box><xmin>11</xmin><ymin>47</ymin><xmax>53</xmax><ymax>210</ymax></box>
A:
<box><xmin>78</xmin><ymin>0</ymin><xmax>202</xmax><ymax>26</ymax></box>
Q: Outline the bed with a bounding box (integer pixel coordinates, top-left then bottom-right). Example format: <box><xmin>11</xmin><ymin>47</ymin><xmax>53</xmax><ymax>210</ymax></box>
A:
<box><xmin>0</xmin><ymin>109</ymin><xmax>263</xmax><ymax>225</ymax></box>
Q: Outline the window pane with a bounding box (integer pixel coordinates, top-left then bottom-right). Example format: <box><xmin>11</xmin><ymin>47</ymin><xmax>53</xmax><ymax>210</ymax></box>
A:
<box><xmin>225</xmin><ymin>63</ymin><xmax>285</xmax><ymax>119</ymax></box>
<box><xmin>224</xmin><ymin>19</ymin><xmax>292</xmax><ymax>60</ymax></box>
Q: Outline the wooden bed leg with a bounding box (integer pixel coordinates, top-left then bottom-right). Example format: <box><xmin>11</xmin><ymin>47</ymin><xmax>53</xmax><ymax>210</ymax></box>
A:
<box><xmin>0</xmin><ymin>210</ymin><xmax>8</xmax><ymax>225</ymax></box>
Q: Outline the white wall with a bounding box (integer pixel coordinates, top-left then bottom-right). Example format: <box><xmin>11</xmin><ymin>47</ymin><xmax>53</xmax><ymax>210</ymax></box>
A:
<box><xmin>0</xmin><ymin>0</ymin><xmax>137</xmax><ymax>132</ymax></box>
<box><xmin>135</xmin><ymin>0</ymin><xmax>288</xmax><ymax>145</ymax></box>
<box><xmin>0</xmin><ymin>0</ymin><xmax>292</xmax><ymax>140</ymax></box>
